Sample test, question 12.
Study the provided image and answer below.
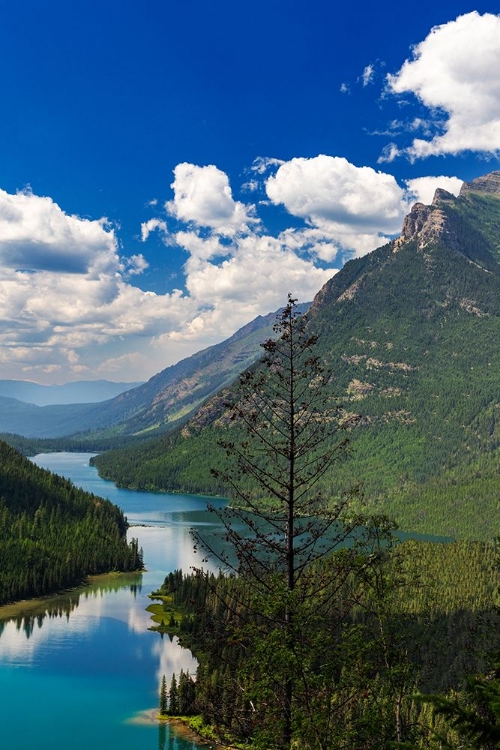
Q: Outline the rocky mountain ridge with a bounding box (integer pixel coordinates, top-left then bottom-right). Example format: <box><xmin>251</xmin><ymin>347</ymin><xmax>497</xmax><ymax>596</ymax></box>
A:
<box><xmin>460</xmin><ymin>170</ymin><xmax>500</xmax><ymax>196</ymax></box>
<box><xmin>91</xmin><ymin>170</ymin><xmax>500</xmax><ymax>541</ymax></box>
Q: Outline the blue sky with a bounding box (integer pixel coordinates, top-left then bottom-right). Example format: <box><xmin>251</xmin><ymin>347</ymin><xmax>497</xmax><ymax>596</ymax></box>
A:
<box><xmin>0</xmin><ymin>1</ymin><xmax>499</xmax><ymax>383</ymax></box>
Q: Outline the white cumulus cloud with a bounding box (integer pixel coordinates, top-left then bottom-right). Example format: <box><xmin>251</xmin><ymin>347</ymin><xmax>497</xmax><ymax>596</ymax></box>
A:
<box><xmin>147</xmin><ymin>158</ymin><xmax>467</xmax><ymax>359</ymax></box>
<box><xmin>140</xmin><ymin>218</ymin><xmax>169</xmax><ymax>242</ymax></box>
<box><xmin>386</xmin><ymin>11</ymin><xmax>500</xmax><ymax>159</ymax></box>
<box><xmin>123</xmin><ymin>254</ymin><xmax>149</xmax><ymax>276</ymax></box>
<box><xmin>251</xmin><ymin>156</ymin><xmax>286</xmax><ymax>175</ymax></box>
<box><xmin>149</xmin><ymin>162</ymin><xmax>340</xmax><ymax>345</ymax></box>
<box><xmin>0</xmin><ymin>177</ymin><xmax>336</xmax><ymax>383</ymax></box>
<box><xmin>265</xmin><ymin>155</ymin><xmax>407</xmax><ymax>256</ymax></box>
<box><xmin>0</xmin><ymin>187</ymin><xmax>118</xmax><ymax>276</ymax></box>
<box><xmin>0</xmin><ymin>187</ymin><xmax>202</xmax><ymax>381</ymax></box>
<box><xmin>183</xmin><ymin>234</ymin><xmax>332</xmax><ymax>311</ymax></box>
<box><xmin>0</xmin><ymin>160</ymin><xmax>470</xmax><ymax>383</ymax></box>
<box><xmin>166</xmin><ymin>231</ymin><xmax>334</xmax><ymax>347</ymax></box>
<box><xmin>166</xmin><ymin>163</ymin><xmax>258</xmax><ymax>236</ymax></box>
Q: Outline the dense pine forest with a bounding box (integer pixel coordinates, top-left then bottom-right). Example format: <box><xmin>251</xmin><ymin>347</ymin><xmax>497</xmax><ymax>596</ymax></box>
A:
<box><xmin>0</xmin><ymin>430</ymin><xmax>152</xmax><ymax>457</ymax></box>
<box><xmin>152</xmin><ymin>537</ymin><xmax>500</xmax><ymax>748</ymax></box>
<box><xmin>0</xmin><ymin>441</ymin><xmax>143</xmax><ymax>605</ymax></box>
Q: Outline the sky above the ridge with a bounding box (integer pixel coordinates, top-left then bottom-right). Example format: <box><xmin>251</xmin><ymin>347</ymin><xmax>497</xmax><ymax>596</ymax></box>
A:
<box><xmin>1</xmin><ymin>1</ymin><xmax>500</xmax><ymax>384</ymax></box>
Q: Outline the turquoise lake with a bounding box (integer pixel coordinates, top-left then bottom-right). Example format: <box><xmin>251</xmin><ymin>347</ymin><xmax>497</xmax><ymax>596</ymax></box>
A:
<box><xmin>0</xmin><ymin>453</ymin><xmax>452</xmax><ymax>749</ymax></box>
<box><xmin>0</xmin><ymin>452</ymin><xmax>227</xmax><ymax>750</ymax></box>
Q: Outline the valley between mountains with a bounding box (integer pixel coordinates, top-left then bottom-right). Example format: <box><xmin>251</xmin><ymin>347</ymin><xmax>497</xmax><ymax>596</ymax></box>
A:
<box><xmin>4</xmin><ymin>171</ymin><xmax>500</xmax><ymax>750</ymax></box>
<box><xmin>4</xmin><ymin>172</ymin><xmax>500</xmax><ymax>542</ymax></box>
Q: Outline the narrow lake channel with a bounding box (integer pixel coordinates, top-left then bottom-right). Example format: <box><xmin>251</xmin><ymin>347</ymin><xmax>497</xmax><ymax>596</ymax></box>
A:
<box><xmin>0</xmin><ymin>452</ymin><xmax>226</xmax><ymax>750</ymax></box>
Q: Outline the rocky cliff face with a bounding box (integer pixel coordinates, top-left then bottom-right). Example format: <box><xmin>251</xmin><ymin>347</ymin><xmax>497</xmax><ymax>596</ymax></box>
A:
<box><xmin>395</xmin><ymin>172</ymin><xmax>500</xmax><ymax>254</ymax></box>
<box><xmin>395</xmin><ymin>198</ymin><xmax>460</xmax><ymax>252</ymax></box>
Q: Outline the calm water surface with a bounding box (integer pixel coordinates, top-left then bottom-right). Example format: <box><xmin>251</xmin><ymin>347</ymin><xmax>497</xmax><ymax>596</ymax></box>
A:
<box><xmin>0</xmin><ymin>453</ymin><xmax>227</xmax><ymax>750</ymax></box>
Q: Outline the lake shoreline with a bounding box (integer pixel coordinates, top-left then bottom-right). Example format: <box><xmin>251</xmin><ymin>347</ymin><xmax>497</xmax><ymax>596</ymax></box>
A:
<box><xmin>2</xmin><ymin>452</ymin><xmax>217</xmax><ymax>749</ymax></box>
<box><xmin>0</xmin><ymin>571</ymin><xmax>142</xmax><ymax>621</ymax></box>
<box><xmin>132</xmin><ymin>709</ymin><xmax>236</xmax><ymax>748</ymax></box>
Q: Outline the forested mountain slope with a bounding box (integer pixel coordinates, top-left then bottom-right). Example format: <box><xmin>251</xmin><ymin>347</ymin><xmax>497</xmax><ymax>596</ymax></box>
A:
<box><xmin>92</xmin><ymin>172</ymin><xmax>500</xmax><ymax>540</ymax></box>
<box><xmin>79</xmin><ymin>305</ymin><xmax>308</xmax><ymax>439</ymax></box>
<box><xmin>0</xmin><ymin>441</ymin><xmax>142</xmax><ymax>605</ymax></box>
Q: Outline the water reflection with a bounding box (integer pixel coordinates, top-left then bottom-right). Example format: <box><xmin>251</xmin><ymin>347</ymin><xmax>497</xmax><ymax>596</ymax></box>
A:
<box><xmin>0</xmin><ymin>453</ymin><xmax>222</xmax><ymax>749</ymax></box>
<box><xmin>157</xmin><ymin>720</ymin><xmax>210</xmax><ymax>750</ymax></box>
<box><xmin>0</xmin><ymin>573</ymin><xmax>142</xmax><ymax>633</ymax></box>
<box><xmin>158</xmin><ymin>723</ymin><xmax>167</xmax><ymax>750</ymax></box>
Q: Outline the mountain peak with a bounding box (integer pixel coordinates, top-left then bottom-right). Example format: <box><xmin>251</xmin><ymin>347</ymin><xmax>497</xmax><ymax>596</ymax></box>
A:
<box><xmin>395</xmin><ymin>201</ymin><xmax>458</xmax><ymax>252</ymax></box>
<box><xmin>432</xmin><ymin>187</ymin><xmax>458</xmax><ymax>204</ymax></box>
<box><xmin>395</xmin><ymin>171</ymin><xmax>500</xmax><ymax>253</ymax></box>
<box><xmin>460</xmin><ymin>171</ymin><xmax>500</xmax><ymax>197</ymax></box>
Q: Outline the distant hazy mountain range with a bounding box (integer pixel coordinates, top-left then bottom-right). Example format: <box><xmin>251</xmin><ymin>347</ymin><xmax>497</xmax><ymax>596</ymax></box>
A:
<box><xmin>0</xmin><ymin>379</ymin><xmax>143</xmax><ymax>406</ymax></box>
<box><xmin>0</xmin><ymin>305</ymin><xmax>308</xmax><ymax>439</ymax></box>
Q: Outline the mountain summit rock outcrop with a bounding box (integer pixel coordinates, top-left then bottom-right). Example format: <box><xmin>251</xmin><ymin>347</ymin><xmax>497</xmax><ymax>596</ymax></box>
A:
<box><xmin>394</xmin><ymin>172</ymin><xmax>500</xmax><ymax>255</ymax></box>
<box><xmin>380</xmin><ymin>172</ymin><xmax>500</xmax><ymax>269</ymax></box>
<box><xmin>395</xmin><ymin>199</ymin><xmax>460</xmax><ymax>251</ymax></box>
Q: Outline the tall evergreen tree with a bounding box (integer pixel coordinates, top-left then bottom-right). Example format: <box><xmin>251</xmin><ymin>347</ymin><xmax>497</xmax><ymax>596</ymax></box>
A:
<box><xmin>168</xmin><ymin>673</ymin><xmax>179</xmax><ymax>716</ymax></box>
<box><xmin>193</xmin><ymin>295</ymin><xmax>395</xmax><ymax>749</ymax></box>
<box><xmin>159</xmin><ymin>674</ymin><xmax>168</xmax><ymax>716</ymax></box>
<box><xmin>178</xmin><ymin>669</ymin><xmax>196</xmax><ymax>715</ymax></box>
